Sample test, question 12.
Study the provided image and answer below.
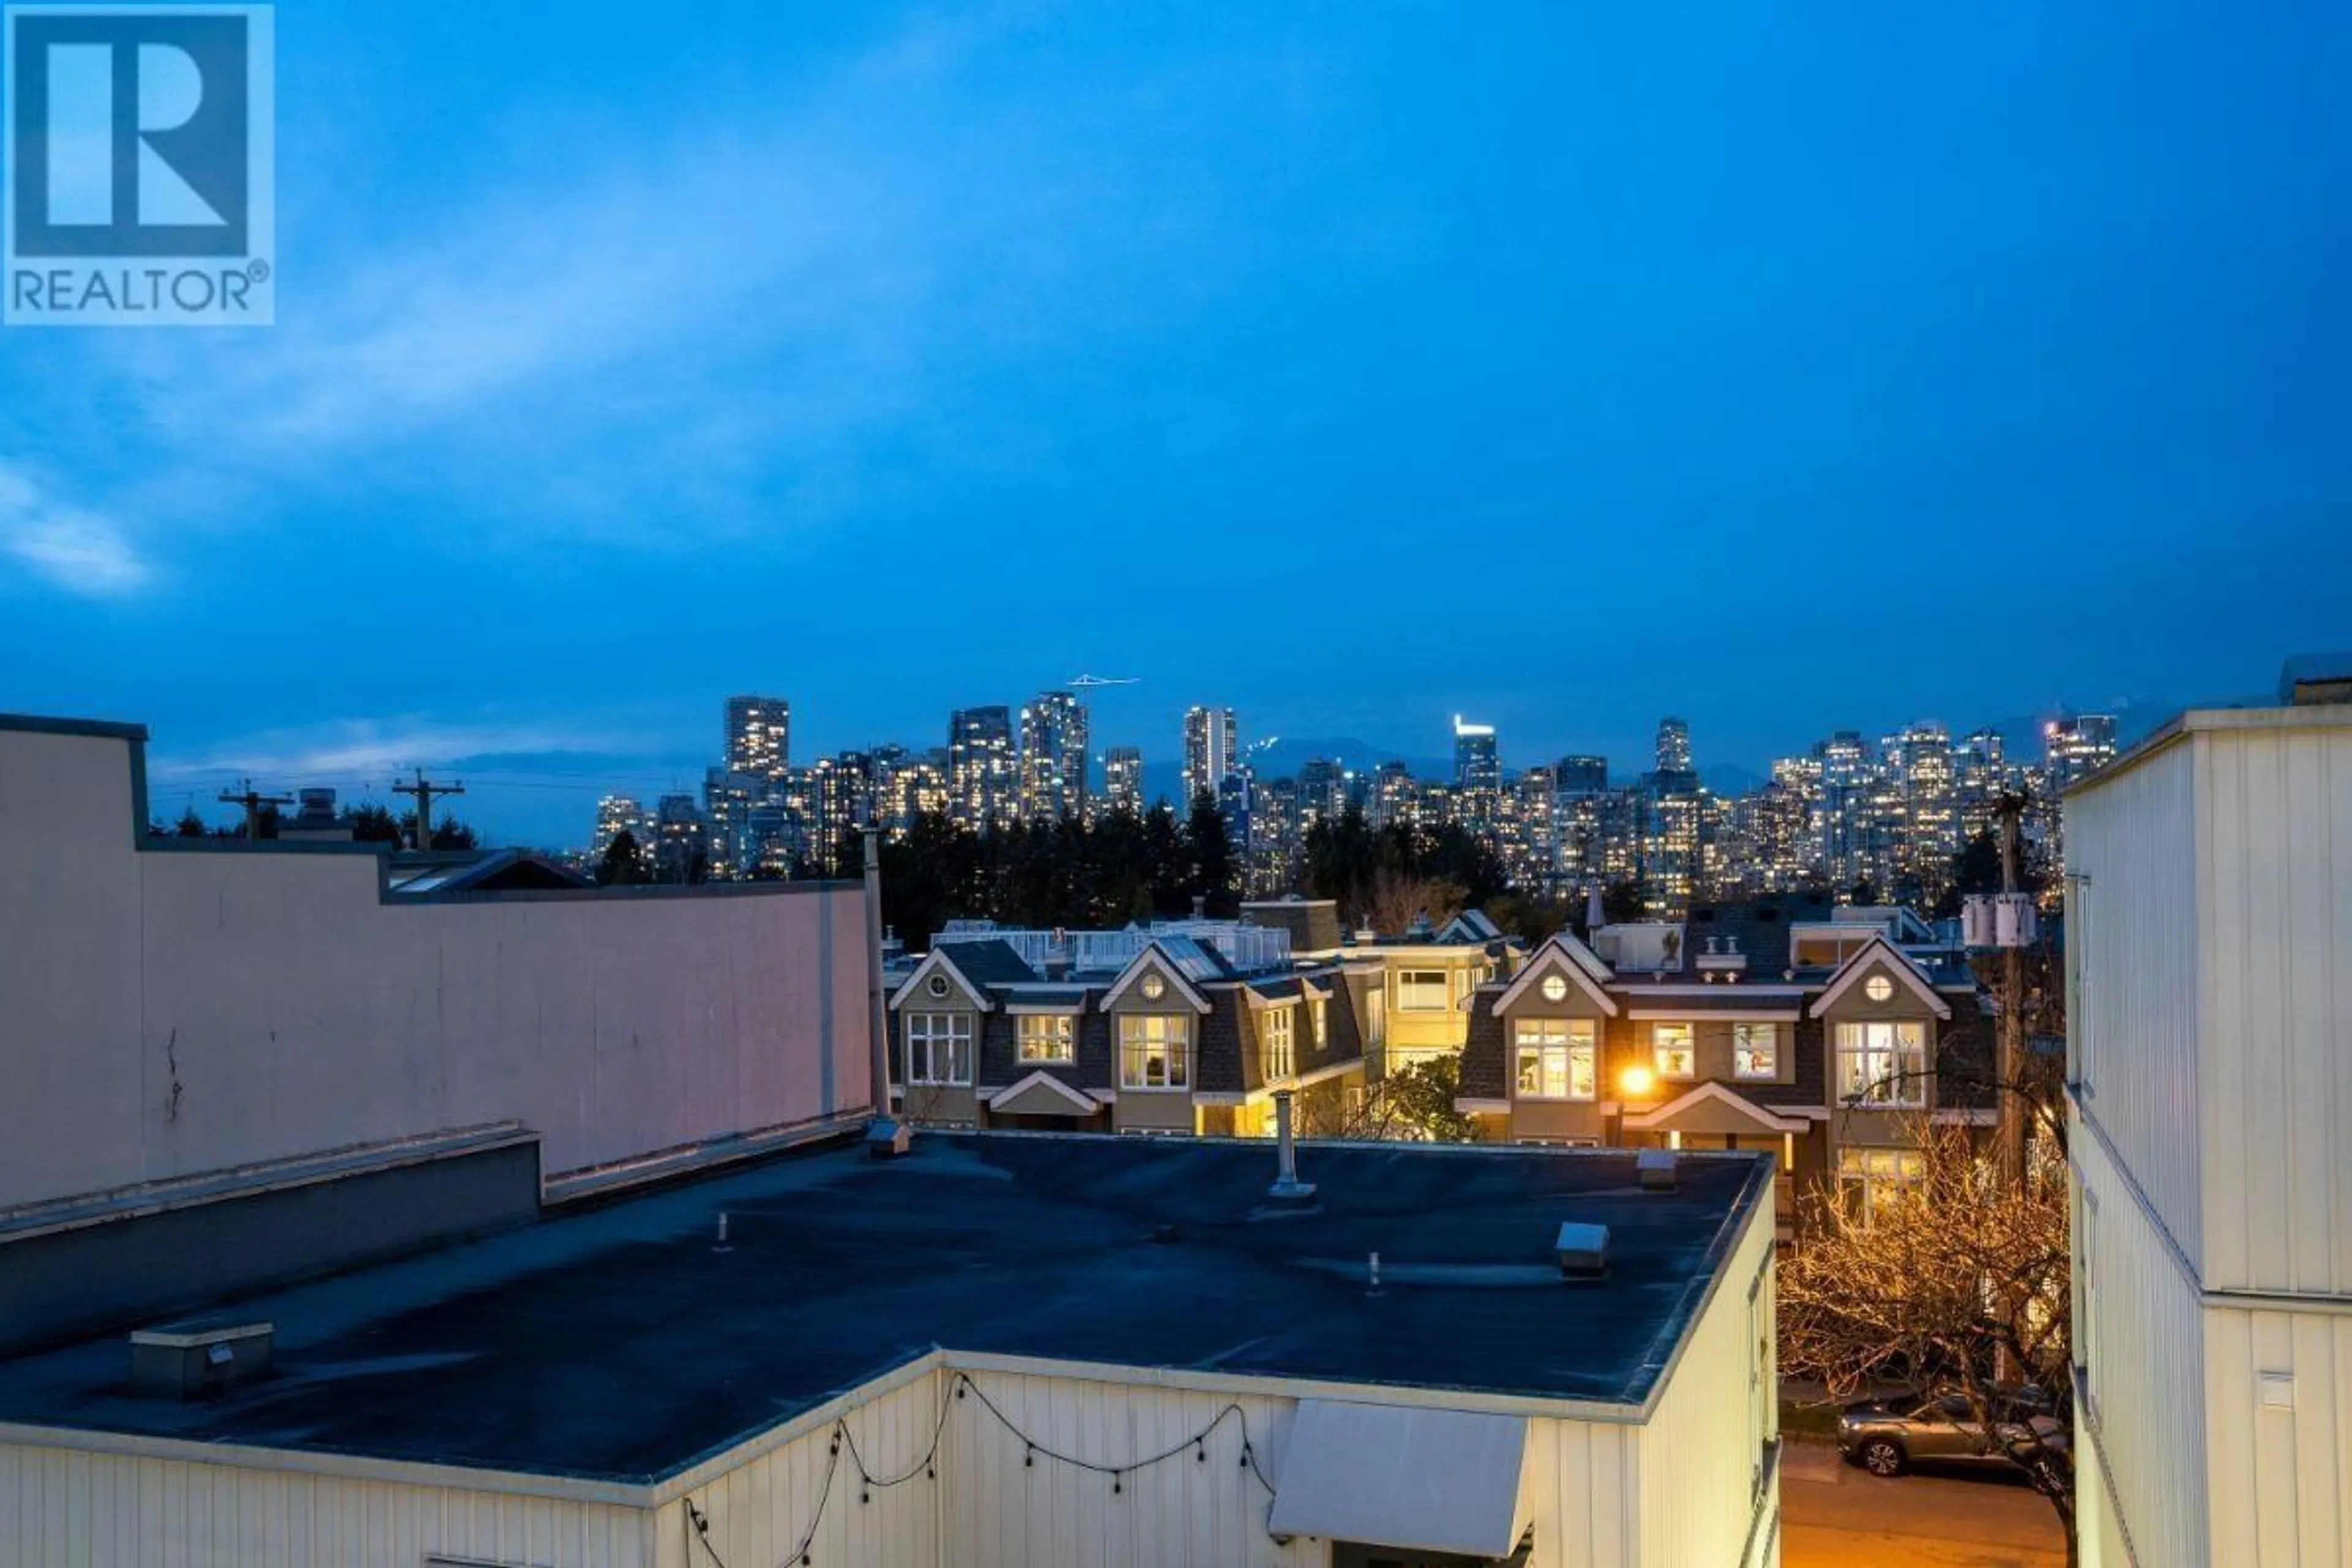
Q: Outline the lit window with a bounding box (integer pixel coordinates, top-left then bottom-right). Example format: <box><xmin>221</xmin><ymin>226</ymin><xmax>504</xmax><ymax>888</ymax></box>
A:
<box><xmin>1261</xmin><ymin>1005</ymin><xmax>1295</xmax><ymax>1081</ymax></box>
<box><xmin>1513</xmin><ymin>1019</ymin><xmax>1596</xmax><ymax>1101</ymax></box>
<box><xmin>1540</xmin><ymin>973</ymin><xmax>1568</xmax><ymax>1004</ymax></box>
<box><xmin>1834</xmin><ymin>1022</ymin><xmax>1927</xmax><ymax>1107</ymax></box>
<box><xmin>1653</xmin><ymin>1022</ymin><xmax>1696</xmax><ymax>1079</ymax></box>
<box><xmin>1308</xmin><ymin>997</ymin><xmax>1328</xmax><ymax>1047</ymax></box>
<box><xmin>1733</xmin><ymin>1022</ymin><xmax>1778</xmax><ymax>1080</ymax></box>
<box><xmin>1139</xmin><ymin>971</ymin><xmax>1167</xmax><ymax>1001</ymax></box>
<box><xmin>1017</xmin><ymin>1013</ymin><xmax>1074</xmax><ymax>1063</ymax></box>
<box><xmin>1837</xmin><ymin>1147</ymin><xmax>1923</xmax><ymax>1221</ymax></box>
<box><xmin>1119</xmin><ymin>1014</ymin><xmax>1190</xmax><ymax>1090</ymax></box>
<box><xmin>1396</xmin><ymin>970</ymin><xmax>1449</xmax><ymax>1011</ymax></box>
<box><xmin>905</xmin><ymin>1012</ymin><xmax>973</xmax><ymax>1085</ymax></box>
<box><xmin>1863</xmin><ymin>974</ymin><xmax>1895</xmax><ymax>1004</ymax></box>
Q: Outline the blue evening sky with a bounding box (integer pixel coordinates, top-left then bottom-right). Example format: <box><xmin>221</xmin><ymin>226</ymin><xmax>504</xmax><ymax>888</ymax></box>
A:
<box><xmin>2</xmin><ymin>2</ymin><xmax>2348</xmax><ymax>844</ymax></box>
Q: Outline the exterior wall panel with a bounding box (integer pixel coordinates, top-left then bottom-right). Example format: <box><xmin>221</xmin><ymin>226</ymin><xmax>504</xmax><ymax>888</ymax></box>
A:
<box><xmin>2067</xmin><ymin>737</ymin><xmax>2203</xmax><ymax>1267</ymax></box>
<box><xmin>2075</xmin><ymin>1126</ymin><xmax>2209</xmax><ymax>1568</ymax></box>
<box><xmin>0</xmin><ymin>1444</ymin><xmax>654</xmax><ymax>1568</ymax></box>
<box><xmin>2196</xmin><ymin>727</ymin><xmax>2352</xmax><ymax>1294</ymax></box>
<box><xmin>0</xmin><ymin>726</ymin><xmax>875</xmax><ymax>1212</ymax></box>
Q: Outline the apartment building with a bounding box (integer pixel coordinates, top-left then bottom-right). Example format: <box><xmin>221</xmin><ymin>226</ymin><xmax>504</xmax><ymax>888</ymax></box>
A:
<box><xmin>1453</xmin><ymin>897</ymin><xmax>1992</xmax><ymax>1231</ymax></box>
<box><xmin>2067</xmin><ymin>677</ymin><xmax>2352</xmax><ymax>1567</ymax></box>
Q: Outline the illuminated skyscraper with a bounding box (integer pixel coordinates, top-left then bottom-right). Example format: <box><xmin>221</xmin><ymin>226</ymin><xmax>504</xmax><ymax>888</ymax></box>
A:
<box><xmin>1101</xmin><ymin>747</ymin><xmax>1144</xmax><ymax>816</ymax></box>
<box><xmin>949</xmin><ymin>706</ymin><xmax>1015</xmax><ymax>827</ymax></box>
<box><xmin>2043</xmin><ymin>714</ymin><xmax>2118</xmax><ymax>789</ymax></box>
<box><xmin>723</xmin><ymin>695</ymin><xmax>791</xmax><ymax>782</ymax></box>
<box><xmin>1452</xmin><ymin>716</ymin><xmax>1500</xmax><ymax>835</ymax></box>
<box><xmin>1182</xmin><ymin>706</ymin><xmax>1238</xmax><ymax>808</ymax></box>
<box><xmin>1655</xmin><ymin>717</ymin><xmax>1692</xmax><ymax>775</ymax></box>
<box><xmin>1017</xmin><ymin>690</ymin><xmax>1089</xmax><ymax>822</ymax></box>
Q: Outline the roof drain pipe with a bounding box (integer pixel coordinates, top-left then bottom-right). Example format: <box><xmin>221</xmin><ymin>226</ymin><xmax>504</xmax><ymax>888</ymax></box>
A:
<box><xmin>1267</xmin><ymin>1090</ymin><xmax>1317</xmax><ymax>1204</ymax></box>
<box><xmin>861</xmin><ymin>825</ymin><xmax>908</xmax><ymax>1158</ymax></box>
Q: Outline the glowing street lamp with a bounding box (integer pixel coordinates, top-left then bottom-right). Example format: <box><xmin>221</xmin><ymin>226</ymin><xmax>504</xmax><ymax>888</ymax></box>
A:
<box><xmin>1618</xmin><ymin>1064</ymin><xmax>1656</xmax><ymax>1101</ymax></box>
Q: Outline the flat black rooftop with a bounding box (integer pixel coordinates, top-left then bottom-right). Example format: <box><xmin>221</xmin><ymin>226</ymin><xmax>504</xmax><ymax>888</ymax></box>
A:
<box><xmin>0</xmin><ymin>1133</ymin><xmax>1766</xmax><ymax>1485</ymax></box>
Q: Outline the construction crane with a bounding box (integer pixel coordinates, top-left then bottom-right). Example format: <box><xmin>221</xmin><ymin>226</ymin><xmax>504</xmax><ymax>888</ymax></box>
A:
<box><xmin>1067</xmin><ymin>673</ymin><xmax>1139</xmax><ymax>690</ymax></box>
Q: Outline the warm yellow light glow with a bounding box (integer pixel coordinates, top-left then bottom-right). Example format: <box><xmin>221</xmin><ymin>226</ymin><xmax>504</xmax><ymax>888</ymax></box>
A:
<box><xmin>1619</xmin><ymin>1065</ymin><xmax>1656</xmax><ymax>1099</ymax></box>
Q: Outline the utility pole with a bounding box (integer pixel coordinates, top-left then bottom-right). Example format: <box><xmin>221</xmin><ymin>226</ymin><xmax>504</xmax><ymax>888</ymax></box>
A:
<box><xmin>1996</xmin><ymin>791</ymin><xmax>2029</xmax><ymax>1184</ymax></box>
<box><xmin>389</xmin><ymin>768</ymin><xmax>465</xmax><ymax>851</ymax></box>
<box><xmin>216</xmin><ymin>779</ymin><xmax>295</xmax><ymax>840</ymax></box>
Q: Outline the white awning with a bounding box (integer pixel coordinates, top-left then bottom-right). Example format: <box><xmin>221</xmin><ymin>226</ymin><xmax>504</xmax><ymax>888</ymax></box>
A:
<box><xmin>1267</xmin><ymin>1399</ymin><xmax>1529</xmax><ymax>1558</ymax></box>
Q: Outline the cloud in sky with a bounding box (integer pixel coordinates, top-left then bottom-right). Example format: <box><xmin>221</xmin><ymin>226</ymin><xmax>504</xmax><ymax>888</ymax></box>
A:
<box><xmin>0</xmin><ymin>467</ymin><xmax>151</xmax><ymax>597</ymax></box>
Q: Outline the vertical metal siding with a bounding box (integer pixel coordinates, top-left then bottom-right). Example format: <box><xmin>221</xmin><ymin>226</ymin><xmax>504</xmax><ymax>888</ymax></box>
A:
<box><xmin>2201</xmin><ymin>1306</ymin><xmax>2351</xmax><ymax>1566</ymax></box>
<box><xmin>2075</xmin><ymin>1126</ymin><xmax>2210</xmax><ymax>1568</ymax></box>
<box><xmin>2197</xmin><ymin>728</ymin><xmax>2352</xmax><ymax>1295</ymax></box>
<box><xmin>2069</xmin><ymin>738</ymin><xmax>2204</xmax><ymax>1268</ymax></box>
<box><xmin>0</xmin><ymin>1444</ymin><xmax>654</xmax><ymax>1568</ymax></box>
<box><xmin>1632</xmin><ymin>1197</ymin><xmax>1777</xmax><ymax>1568</ymax></box>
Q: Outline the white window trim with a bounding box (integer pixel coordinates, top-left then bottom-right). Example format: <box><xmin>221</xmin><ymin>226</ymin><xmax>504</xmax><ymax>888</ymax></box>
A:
<box><xmin>1016</xmin><ymin>1012</ymin><xmax>1076</xmax><ymax>1064</ymax></box>
<box><xmin>1652</xmin><ymin>1020</ymin><xmax>1697</xmax><ymax>1080</ymax></box>
<box><xmin>1118</xmin><ymin>1013</ymin><xmax>1192</xmax><ymax>1092</ymax></box>
<box><xmin>904</xmin><ymin>1012</ymin><xmax>974</xmax><ymax>1087</ymax></box>
<box><xmin>1834</xmin><ymin>1020</ymin><xmax>1928</xmax><ymax>1109</ymax></box>
<box><xmin>1395</xmin><ymin>968</ymin><xmax>1450</xmax><ymax>1012</ymax></box>
<box><xmin>1262</xmin><ymin>1005</ymin><xmax>1296</xmax><ymax>1082</ymax></box>
<box><xmin>1513</xmin><ymin>1019</ymin><xmax>1597</xmax><ymax>1102</ymax></box>
<box><xmin>1732</xmin><ymin>1021</ymin><xmax>1779</xmax><ymax>1082</ymax></box>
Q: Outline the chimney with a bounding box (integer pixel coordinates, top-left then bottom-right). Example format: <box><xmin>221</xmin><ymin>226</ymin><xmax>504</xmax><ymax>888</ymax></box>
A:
<box><xmin>1192</xmin><ymin>894</ymin><xmax>1207</xmax><ymax>920</ymax></box>
<box><xmin>1585</xmin><ymin>885</ymin><xmax>1606</xmax><ymax>931</ymax></box>
<box><xmin>1267</xmin><ymin>1090</ymin><xmax>1316</xmax><ymax>1204</ymax></box>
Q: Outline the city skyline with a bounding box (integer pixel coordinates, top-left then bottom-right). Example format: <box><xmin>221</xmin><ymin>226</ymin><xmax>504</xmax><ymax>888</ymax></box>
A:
<box><xmin>3</xmin><ymin>1</ymin><xmax>2347</xmax><ymax>839</ymax></box>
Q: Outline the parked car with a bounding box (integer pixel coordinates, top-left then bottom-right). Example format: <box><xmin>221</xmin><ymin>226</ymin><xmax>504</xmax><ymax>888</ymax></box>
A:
<box><xmin>1837</xmin><ymin>1389</ymin><xmax>2069</xmax><ymax>1477</ymax></box>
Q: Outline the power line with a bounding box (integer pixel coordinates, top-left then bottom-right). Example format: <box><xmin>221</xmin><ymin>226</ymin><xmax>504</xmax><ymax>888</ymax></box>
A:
<box><xmin>215</xmin><ymin>779</ymin><xmax>294</xmax><ymax>839</ymax></box>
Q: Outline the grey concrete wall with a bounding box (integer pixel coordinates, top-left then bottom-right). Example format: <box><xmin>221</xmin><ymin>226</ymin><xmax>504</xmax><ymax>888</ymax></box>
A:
<box><xmin>0</xmin><ymin>1140</ymin><xmax>542</xmax><ymax>1352</ymax></box>
<box><xmin>0</xmin><ymin>723</ymin><xmax>876</xmax><ymax>1212</ymax></box>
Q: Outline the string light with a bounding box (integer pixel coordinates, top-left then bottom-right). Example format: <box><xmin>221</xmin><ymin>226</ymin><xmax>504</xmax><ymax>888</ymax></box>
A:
<box><xmin>685</xmin><ymin>1371</ymin><xmax>1276</xmax><ymax>1567</ymax></box>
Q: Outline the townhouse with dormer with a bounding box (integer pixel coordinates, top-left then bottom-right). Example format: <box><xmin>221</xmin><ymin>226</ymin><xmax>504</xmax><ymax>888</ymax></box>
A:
<box><xmin>1455</xmin><ymin>897</ymin><xmax>1994</xmax><ymax>1232</ymax></box>
<box><xmin>885</xmin><ymin>919</ymin><xmax>1376</xmax><ymax>1136</ymax></box>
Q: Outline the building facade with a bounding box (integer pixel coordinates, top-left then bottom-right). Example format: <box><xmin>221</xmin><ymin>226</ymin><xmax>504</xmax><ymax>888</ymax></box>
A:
<box><xmin>1183</xmin><ymin>704</ymin><xmax>1238</xmax><ymax>808</ymax></box>
<box><xmin>2067</xmin><ymin>690</ymin><xmax>2352</xmax><ymax>1568</ymax></box>
<box><xmin>1455</xmin><ymin>898</ymin><xmax>1992</xmax><ymax>1236</ymax></box>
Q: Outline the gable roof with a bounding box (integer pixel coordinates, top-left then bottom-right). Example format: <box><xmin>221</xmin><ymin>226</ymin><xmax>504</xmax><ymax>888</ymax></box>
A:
<box><xmin>889</xmin><ymin>943</ymin><xmax>1021</xmax><ymax>1011</ymax></box>
<box><xmin>1811</xmin><ymin>935</ymin><xmax>1952</xmax><ymax>1019</ymax></box>
<box><xmin>1490</xmin><ymin>933</ymin><xmax>1619</xmax><ymax>1017</ymax></box>
<box><xmin>986</xmin><ymin>1071</ymin><xmax>1104</xmax><ymax>1115</ymax></box>
<box><xmin>1099</xmin><ymin>940</ymin><xmax>1213</xmax><ymax>1015</ymax></box>
<box><xmin>1439</xmin><ymin>909</ymin><xmax>1502</xmax><ymax>943</ymax></box>
<box><xmin>1622</xmin><ymin>1080</ymin><xmax>1811</xmax><ymax>1136</ymax></box>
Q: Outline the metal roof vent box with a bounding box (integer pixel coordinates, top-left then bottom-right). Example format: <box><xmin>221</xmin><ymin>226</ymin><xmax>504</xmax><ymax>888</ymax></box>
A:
<box><xmin>1637</xmin><ymin>1149</ymin><xmax>1678</xmax><ymax>1192</ymax></box>
<box><xmin>1555</xmin><ymin>1222</ymin><xmax>1610</xmax><ymax>1282</ymax></box>
<box><xmin>129</xmin><ymin>1319</ymin><xmax>273</xmax><ymax>1401</ymax></box>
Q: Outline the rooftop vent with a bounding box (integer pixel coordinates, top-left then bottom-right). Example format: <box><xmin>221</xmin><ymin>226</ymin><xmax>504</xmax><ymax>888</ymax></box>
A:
<box><xmin>865</xmin><ymin>1117</ymin><xmax>911</xmax><ymax>1160</ymax></box>
<box><xmin>1555</xmin><ymin>1223</ymin><xmax>1610</xmax><ymax>1282</ymax></box>
<box><xmin>1267</xmin><ymin>1090</ymin><xmax>1317</xmax><ymax>1204</ymax></box>
<box><xmin>129</xmin><ymin>1319</ymin><xmax>273</xmax><ymax>1401</ymax></box>
<box><xmin>1637</xmin><ymin>1149</ymin><xmax>1678</xmax><ymax>1192</ymax></box>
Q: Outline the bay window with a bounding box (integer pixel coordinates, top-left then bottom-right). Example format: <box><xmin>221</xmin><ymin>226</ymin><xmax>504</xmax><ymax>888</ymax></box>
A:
<box><xmin>1396</xmin><ymin>970</ymin><xmax>1449</xmax><ymax>1011</ymax></box>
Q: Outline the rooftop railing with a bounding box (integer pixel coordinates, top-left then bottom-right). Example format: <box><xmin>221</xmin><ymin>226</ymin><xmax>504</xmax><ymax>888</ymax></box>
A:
<box><xmin>931</xmin><ymin>919</ymin><xmax>1292</xmax><ymax>974</ymax></box>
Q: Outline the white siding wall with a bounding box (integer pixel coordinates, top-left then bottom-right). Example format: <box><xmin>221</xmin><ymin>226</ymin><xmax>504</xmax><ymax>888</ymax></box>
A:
<box><xmin>936</xmin><ymin>1370</ymin><xmax>1316</xmax><ymax>1568</ymax></box>
<box><xmin>1516</xmin><ymin>1416</ymin><xmax>1637</xmax><ymax>1568</ymax></box>
<box><xmin>2066</xmin><ymin>736</ymin><xmax>2203</xmax><ymax>1268</ymax></box>
<box><xmin>2194</xmin><ymin>725</ymin><xmax>2352</xmax><ymax>1295</ymax></box>
<box><xmin>2075</xmin><ymin>1125</ymin><xmax>2209</xmax><ymax>1568</ymax></box>
<box><xmin>0</xmin><ymin>726</ymin><xmax>876</xmax><ymax>1211</ymax></box>
<box><xmin>657</xmin><ymin>1371</ymin><xmax>943</xmax><ymax>1568</ymax></box>
<box><xmin>0</xmin><ymin>1444</ymin><xmax>653</xmax><ymax>1568</ymax></box>
<box><xmin>1632</xmin><ymin>1193</ymin><xmax>1778</xmax><ymax>1568</ymax></box>
<box><xmin>2203</xmin><ymin>1304</ymin><xmax>2352</xmax><ymax>1564</ymax></box>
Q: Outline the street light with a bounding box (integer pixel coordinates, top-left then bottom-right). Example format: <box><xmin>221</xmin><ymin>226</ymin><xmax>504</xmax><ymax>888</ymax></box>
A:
<box><xmin>1618</xmin><ymin>1063</ymin><xmax>1655</xmax><ymax>1100</ymax></box>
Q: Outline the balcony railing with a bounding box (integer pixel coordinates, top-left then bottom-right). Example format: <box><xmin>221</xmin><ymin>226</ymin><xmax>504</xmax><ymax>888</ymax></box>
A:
<box><xmin>932</xmin><ymin>919</ymin><xmax>1291</xmax><ymax>975</ymax></box>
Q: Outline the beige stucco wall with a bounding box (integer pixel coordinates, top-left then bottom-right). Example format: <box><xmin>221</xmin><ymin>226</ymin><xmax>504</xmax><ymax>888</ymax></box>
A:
<box><xmin>0</xmin><ymin>726</ymin><xmax>875</xmax><ymax>1211</ymax></box>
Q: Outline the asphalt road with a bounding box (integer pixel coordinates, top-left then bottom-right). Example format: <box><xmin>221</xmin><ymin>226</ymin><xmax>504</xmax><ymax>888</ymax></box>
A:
<box><xmin>1781</xmin><ymin>1439</ymin><xmax>2068</xmax><ymax>1567</ymax></box>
